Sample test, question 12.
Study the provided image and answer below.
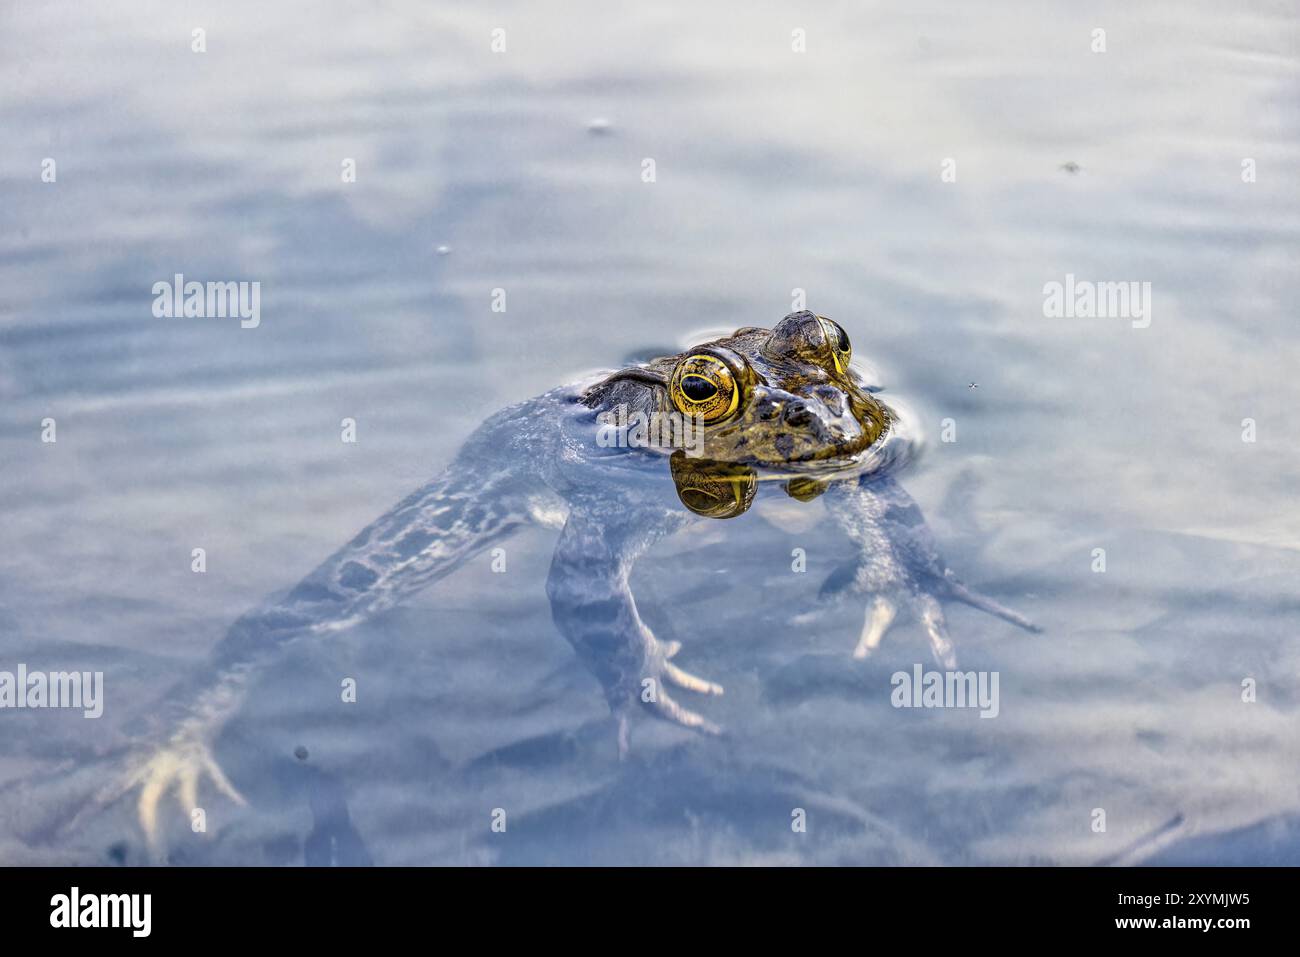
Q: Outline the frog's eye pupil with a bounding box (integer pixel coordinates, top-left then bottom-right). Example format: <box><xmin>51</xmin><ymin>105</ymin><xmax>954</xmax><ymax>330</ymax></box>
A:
<box><xmin>835</xmin><ymin>325</ymin><xmax>850</xmax><ymax>354</ymax></box>
<box><xmin>681</xmin><ymin>375</ymin><xmax>718</xmax><ymax>402</ymax></box>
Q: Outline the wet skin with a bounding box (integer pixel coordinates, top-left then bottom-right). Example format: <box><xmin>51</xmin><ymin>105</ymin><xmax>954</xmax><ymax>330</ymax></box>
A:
<box><xmin>59</xmin><ymin>311</ymin><xmax>1040</xmax><ymax>854</ymax></box>
<box><xmin>584</xmin><ymin>312</ymin><xmax>890</xmax><ymax>466</ymax></box>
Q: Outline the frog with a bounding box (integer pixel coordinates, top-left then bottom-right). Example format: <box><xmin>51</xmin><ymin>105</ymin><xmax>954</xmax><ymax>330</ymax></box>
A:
<box><xmin>57</xmin><ymin>310</ymin><xmax>1039</xmax><ymax>856</ymax></box>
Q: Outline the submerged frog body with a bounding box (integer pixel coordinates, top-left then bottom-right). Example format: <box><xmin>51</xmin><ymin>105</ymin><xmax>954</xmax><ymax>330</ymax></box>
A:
<box><xmin>54</xmin><ymin>311</ymin><xmax>1040</xmax><ymax>854</ymax></box>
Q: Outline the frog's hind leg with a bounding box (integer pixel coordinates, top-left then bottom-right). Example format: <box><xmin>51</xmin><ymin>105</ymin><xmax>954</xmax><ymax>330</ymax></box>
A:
<box><xmin>112</xmin><ymin>400</ymin><xmax>560</xmax><ymax>857</ymax></box>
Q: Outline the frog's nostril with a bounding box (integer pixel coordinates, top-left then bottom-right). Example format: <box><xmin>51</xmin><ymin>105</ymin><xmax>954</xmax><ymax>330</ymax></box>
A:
<box><xmin>809</xmin><ymin>386</ymin><xmax>845</xmax><ymax>416</ymax></box>
<box><xmin>784</xmin><ymin>403</ymin><xmax>815</xmax><ymax>428</ymax></box>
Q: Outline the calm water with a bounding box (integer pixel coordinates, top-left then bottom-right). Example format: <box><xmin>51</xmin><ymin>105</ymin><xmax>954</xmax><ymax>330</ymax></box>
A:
<box><xmin>1</xmin><ymin>1</ymin><xmax>1298</xmax><ymax>865</ymax></box>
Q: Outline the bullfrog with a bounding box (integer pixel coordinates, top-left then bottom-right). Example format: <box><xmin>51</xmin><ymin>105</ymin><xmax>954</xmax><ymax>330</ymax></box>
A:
<box><xmin>65</xmin><ymin>310</ymin><xmax>1039</xmax><ymax>854</ymax></box>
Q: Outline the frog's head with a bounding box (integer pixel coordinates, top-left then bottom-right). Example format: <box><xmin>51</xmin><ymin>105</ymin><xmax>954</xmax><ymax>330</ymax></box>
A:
<box><xmin>585</xmin><ymin>311</ymin><xmax>890</xmax><ymax>468</ymax></box>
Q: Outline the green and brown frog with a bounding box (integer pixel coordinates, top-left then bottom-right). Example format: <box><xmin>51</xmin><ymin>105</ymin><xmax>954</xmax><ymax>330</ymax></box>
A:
<box><xmin>56</xmin><ymin>311</ymin><xmax>1040</xmax><ymax>854</ymax></box>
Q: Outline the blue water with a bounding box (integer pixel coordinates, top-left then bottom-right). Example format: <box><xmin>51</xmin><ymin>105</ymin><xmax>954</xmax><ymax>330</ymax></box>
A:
<box><xmin>1</xmin><ymin>1</ymin><xmax>1298</xmax><ymax>865</ymax></box>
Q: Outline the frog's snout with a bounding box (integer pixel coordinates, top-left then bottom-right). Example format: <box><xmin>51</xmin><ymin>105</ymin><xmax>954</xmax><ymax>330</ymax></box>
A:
<box><xmin>754</xmin><ymin>387</ymin><xmax>861</xmax><ymax>447</ymax></box>
<box><xmin>782</xmin><ymin>400</ymin><xmax>840</xmax><ymax>442</ymax></box>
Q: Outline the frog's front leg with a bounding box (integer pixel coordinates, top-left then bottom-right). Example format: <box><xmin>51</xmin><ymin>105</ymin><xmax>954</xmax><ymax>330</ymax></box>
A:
<box><xmin>545</xmin><ymin>506</ymin><xmax>723</xmax><ymax>750</ymax></box>
<box><xmin>822</xmin><ymin>473</ymin><xmax>1039</xmax><ymax>668</ymax></box>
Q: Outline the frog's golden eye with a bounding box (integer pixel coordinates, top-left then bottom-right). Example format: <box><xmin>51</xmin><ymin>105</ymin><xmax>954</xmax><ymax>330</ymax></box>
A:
<box><xmin>669</xmin><ymin>354</ymin><xmax>741</xmax><ymax>424</ymax></box>
<box><xmin>816</xmin><ymin>316</ymin><xmax>852</xmax><ymax>374</ymax></box>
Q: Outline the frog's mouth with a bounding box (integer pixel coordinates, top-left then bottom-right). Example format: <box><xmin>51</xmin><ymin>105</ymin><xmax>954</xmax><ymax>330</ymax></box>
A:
<box><xmin>773</xmin><ymin>419</ymin><xmax>877</xmax><ymax>462</ymax></box>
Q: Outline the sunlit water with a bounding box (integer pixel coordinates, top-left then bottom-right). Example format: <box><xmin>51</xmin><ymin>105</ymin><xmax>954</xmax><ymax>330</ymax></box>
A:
<box><xmin>1</xmin><ymin>1</ymin><xmax>1298</xmax><ymax>864</ymax></box>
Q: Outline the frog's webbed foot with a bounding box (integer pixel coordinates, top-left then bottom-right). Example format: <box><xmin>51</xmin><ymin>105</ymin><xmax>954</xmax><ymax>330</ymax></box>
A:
<box><xmin>547</xmin><ymin>505</ymin><xmax>726</xmax><ymax>751</ymax></box>
<box><xmin>115</xmin><ymin>734</ymin><xmax>246</xmax><ymax>858</ymax></box>
<box><xmin>850</xmin><ymin>592</ymin><xmax>956</xmax><ymax>668</ymax></box>
<box><xmin>609</xmin><ymin>644</ymin><xmax>724</xmax><ymax>758</ymax></box>
<box><xmin>640</xmin><ymin>637</ymin><xmax>725</xmax><ymax>734</ymax></box>
<box><xmin>825</xmin><ymin>475</ymin><xmax>1038</xmax><ymax>669</ymax></box>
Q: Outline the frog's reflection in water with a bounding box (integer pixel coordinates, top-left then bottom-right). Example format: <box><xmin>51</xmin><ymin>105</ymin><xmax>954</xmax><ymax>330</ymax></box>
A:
<box><xmin>668</xmin><ymin>451</ymin><xmax>828</xmax><ymax>519</ymax></box>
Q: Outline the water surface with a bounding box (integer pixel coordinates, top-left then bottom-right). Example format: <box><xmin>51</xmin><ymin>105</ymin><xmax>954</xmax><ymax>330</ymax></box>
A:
<box><xmin>1</xmin><ymin>1</ymin><xmax>1298</xmax><ymax>864</ymax></box>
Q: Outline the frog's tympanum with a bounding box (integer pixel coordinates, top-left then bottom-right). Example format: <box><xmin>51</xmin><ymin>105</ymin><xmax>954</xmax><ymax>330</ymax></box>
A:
<box><xmin>74</xmin><ymin>311</ymin><xmax>1041</xmax><ymax>852</ymax></box>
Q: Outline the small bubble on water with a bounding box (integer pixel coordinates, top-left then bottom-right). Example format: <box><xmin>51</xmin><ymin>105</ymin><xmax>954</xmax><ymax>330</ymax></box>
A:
<box><xmin>294</xmin><ymin>745</ymin><xmax>309</xmax><ymax>761</ymax></box>
<box><xmin>436</xmin><ymin>245</ymin><xmax>452</xmax><ymax>256</ymax></box>
<box><xmin>586</xmin><ymin>117</ymin><xmax>612</xmax><ymax>135</ymax></box>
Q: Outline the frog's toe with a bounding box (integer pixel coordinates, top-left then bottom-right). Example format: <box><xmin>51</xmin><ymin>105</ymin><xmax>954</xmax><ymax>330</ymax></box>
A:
<box><xmin>662</xmin><ymin>660</ymin><xmax>724</xmax><ymax>696</ymax></box>
<box><xmin>615</xmin><ymin>712</ymin><xmax>632</xmax><ymax>759</ymax></box>
<box><xmin>917</xmin><ymin>595</ymin><xmax>958</xmax><ymax>669</ymax></box>
<box><xmin>644</xmin><ymin>688</ymin><xmax>723</xmax><ymax>735</ymax></box>
<box><xmin>136</xmin><ymin>770</ymin><xmax>171</xmax><ymax>853</ymax></box>
<box><xmin>651</xmin><ymin>636</ymin><xmax>723</xmax><ymax>694</ymax></box>
<box><xmin>202</xmin><ymin>752</ymin><xmax>247</xmax><ymax>805</ymax></box>
<box><xmin>853</xmin><ymin>595</ymin><xmax>897</xmax><ymax>659</ymax></box>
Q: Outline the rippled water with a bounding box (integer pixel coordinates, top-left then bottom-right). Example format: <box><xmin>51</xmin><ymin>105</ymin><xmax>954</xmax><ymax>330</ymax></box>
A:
<box><xmin>2</xmin><ymin>1</ymin><xmax>1298</xmax><ymax>865</ymax></box>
